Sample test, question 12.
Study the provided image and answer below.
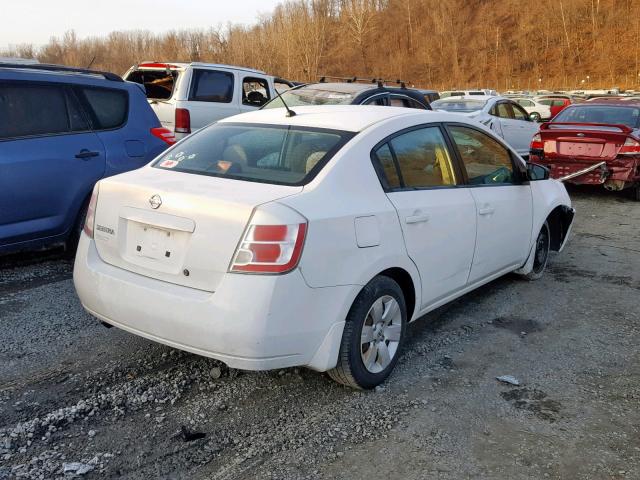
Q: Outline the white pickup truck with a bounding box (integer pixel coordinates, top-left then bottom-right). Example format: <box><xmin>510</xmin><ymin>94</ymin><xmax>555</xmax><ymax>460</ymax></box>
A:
<box><xmin>124</xmin><ymin>62</ymin><xmax>295</xmax><ymax>139</ymax></box>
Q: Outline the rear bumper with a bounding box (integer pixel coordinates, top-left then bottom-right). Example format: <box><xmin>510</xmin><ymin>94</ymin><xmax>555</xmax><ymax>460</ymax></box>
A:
<box><xmin>73</xmin><ymin>234</ymin><xmax>357</xmax><ymax>372</ymax></box>
<box><xmin>531</xmin><ymin>153</ymin><xmax>639</xmax><ymax>186</ymax></box>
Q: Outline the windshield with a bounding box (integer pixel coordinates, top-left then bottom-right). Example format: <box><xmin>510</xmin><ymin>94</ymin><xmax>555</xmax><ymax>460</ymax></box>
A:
<box><xmin>431</xmin><ymin>98</ymin><xmax>487</xmax><ymax>113</ymax></box>
<box><xmin>153</xmin><ymin>123</ymin><xmax>354</xmax><ymax>186</ymax></box>
<box><xmin>554</xmin><ymin>105</ymin><xmax>640</xmax><ymax>128</ymax></box>
<box><xmin>263</xmin><ymin>87</ymin><xmax>357</xmax><ymax>109</ymax></box>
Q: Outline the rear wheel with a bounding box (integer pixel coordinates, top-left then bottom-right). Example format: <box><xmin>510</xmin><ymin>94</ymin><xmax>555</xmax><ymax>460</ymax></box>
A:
<box><xmin>327</xmin><ymin>276</ymin><xmax>407</xmax><ymax>389</ymax></box>
<box><xmin>530</xmin><ymin>112</ymin><xmax>541</xmax><ymax>122</ymax></box>
<box><xmin>522</xmin><ymin>222</ymin><xmax>550</xmax><ymax>281</ymax></box>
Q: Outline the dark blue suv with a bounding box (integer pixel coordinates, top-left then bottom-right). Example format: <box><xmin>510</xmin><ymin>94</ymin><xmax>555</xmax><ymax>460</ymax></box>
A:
<box><xmin>0</xmin><ymin>63</ymin><xmax>175</xmax><ymax>255</ymax></box>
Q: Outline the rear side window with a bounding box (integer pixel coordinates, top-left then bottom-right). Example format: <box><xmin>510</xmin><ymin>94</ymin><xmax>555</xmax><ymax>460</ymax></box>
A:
<box><xmin>372</xmin><ymin>127</ymin><xmax>457</xmax><ymax>189</ymax></box>
<box><xmin>189</xmin><ymin>69</ymin><xmax>234</xmax><ymax>103</ymax></box>
<box><xmin>77</xmin><ymin>87</ymin><xmax>128</xmax><ymax>130</ymax></box>
<box><xmin>448</xmin><ymin>125</ymin><xmax>514</xmax><ymax>185</ymax></box>
<box><xmin>0</xmin><ymin>83</ymin><xmax>89</xmax><ymax>139</ymax></box>
<box><xmin>389</xmin><ymin>96</ymin><xmax>426</xmax><ymax>109</ymax></box>
<box><xmin>389</xmin><ymin>127</ymin><xmax>457</xmax><ymax>188</ymax></box>
<box><xmin>125</xmin><ymin>69</ymin><xmax>178</xmax><ymax>100</ymax></box>
<box><xmin>372</xmin><ymin>143</ymin><xmax>400</xmax><ymax>189</ymax></box>
<box><xmin>153</xmin><ymin>123</ymin><xmax>354</xmax><ymax>186</ymax></box>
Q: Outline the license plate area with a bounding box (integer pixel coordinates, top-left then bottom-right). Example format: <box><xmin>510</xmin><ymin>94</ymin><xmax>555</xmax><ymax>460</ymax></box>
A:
<box><xmin>134</xmin><ymin>224</ymin><xmax>174</xmax><ymax>260</ymax></box>
<box><xmin>557</xmin><ymin>142</ymin><xmax>603</xmax><ymax>157</ymax></box>
<box><xmin>120</xmin><ymin>219</ymin><xmax>189</xmax><ymax>274</ymax></box>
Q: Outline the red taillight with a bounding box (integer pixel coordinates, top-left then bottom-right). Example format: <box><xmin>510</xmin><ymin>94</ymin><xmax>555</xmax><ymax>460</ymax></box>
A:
<box><xmin>619</xmin><ymin>137</ymin><xmax>640</xmax><ymax>155</ymax></box>
<box><xmin>150</xmin><ymin>127</ymin><xmax>176</xmax><ymax>145</ymax></box>
<box><xmin>530</xmin><ymin>133</ymin><xmax>544</xmax><ymax>150</ymax></box>
<box><xmin>83</xmin><ymin>184</ymin><xmax>99</xmax><ymax>238</ymax></box>
<box><xmin>230</xmin><ymin>223</ymin><xmax>307</xmax><ymax>274</ymax></box>
<box><xmin>175</xmin><ymin>108</ymin><xmax>191</xmax><ymax>134</ymax></box>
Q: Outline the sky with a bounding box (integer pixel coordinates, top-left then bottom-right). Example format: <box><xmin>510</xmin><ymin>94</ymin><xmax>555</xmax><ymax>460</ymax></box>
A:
<box><xmin>1</xmin><ymin>0</ymin><xmax>284</xmax><ymax>49</ymax></box>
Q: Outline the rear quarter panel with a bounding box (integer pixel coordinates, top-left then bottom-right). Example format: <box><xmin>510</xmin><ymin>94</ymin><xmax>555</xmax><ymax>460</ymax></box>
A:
<box><xmin>100</xmin><ymin>83</ymin><xmax>167</xmax><ymax>177</ymax></box>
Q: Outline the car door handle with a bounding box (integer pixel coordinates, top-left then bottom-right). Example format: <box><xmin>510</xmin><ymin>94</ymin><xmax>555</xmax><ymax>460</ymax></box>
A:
<box><xmin>75</xmin><ymin>149</ymin><xmax>100</xmax><ymax>159</ymax></box>
<box><xmin>478</xmin><ymin>207</ymin><xmax>495</xmax><ymax>216</ymax></box>
<box><xmin>405</xmin><ymin>214</ymin><xmax>430</xmax><ymax>224</ymax></box>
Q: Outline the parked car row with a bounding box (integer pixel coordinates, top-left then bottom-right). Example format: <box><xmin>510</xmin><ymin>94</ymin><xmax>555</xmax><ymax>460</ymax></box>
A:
<box><xmin>7</xmin><ymin>58</ymin><xmax>638</xmax><ymax>389</ymax></box>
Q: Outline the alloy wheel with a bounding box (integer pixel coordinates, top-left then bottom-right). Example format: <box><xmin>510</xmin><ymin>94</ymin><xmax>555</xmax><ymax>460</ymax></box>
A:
<box><xmin>360</xmin><ymin>295</ymin><xmax>402</xmax><ymax>373</ymax></box>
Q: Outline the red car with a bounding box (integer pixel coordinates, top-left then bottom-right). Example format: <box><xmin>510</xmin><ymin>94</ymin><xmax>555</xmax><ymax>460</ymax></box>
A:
<box><xmin>530</xmin><ymin>99</ymin><xmax>640</xmax><ymax>200</ymax></box>
<box><xmin>535</xmin><ymin>96</ymin><xmax>573</xmax><ymax>119</ymax></box>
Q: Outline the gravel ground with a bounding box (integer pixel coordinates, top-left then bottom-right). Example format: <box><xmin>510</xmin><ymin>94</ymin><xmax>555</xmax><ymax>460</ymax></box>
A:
<box><xmin>0</xmin><ymin>186</ymin><xmax>638</xmax><ymax>480</ymax></box>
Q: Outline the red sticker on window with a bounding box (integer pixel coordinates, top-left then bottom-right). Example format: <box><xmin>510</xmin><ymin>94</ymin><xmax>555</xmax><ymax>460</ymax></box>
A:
<box><xmin>160</xmin><ymin>160</ymin><xmax>178</xmax><ymax>168</ymax></box>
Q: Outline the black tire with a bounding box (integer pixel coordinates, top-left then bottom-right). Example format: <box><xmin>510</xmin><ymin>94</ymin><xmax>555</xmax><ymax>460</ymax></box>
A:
<box><xmin>63</xmin><ymin>201</ymin><xmax>89</xmax><ymax>258</ymax></box>
<box><xmin>522</xmin><ymin>222</ymin><xmax>550</xmax><ymax>281</ymax></box>
<box><xmin>327</xmin><ymin>276</ymin><xmax>407</xmax><ymax>389</ymax></box>
<box><xmin>632</xmin><ymin>185</ymin><xmax>640</xmax><ymax>202</ymax></box>
<box><xmin>530</xmin><ymin>112</ymin><xmax>541</xmax><ymax>122</ymax></box>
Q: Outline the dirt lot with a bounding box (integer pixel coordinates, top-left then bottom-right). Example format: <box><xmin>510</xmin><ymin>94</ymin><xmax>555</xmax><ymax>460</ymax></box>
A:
<box><xmin>0</xmin><ymin>187</ymin><xmax>638</xmax><ymax>480</ymax></box>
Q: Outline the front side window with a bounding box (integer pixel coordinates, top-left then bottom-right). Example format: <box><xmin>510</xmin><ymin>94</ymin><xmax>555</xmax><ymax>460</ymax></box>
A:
<box><xmin>495</xmin><ymin>102</ymin><xmax>513</xmax><ymax>119</ymax></box>
<box><xmin>242</xmin><ymin>77</ymin><xmax>270</xmax><ymax>107</ymax></box>
<box><xmin>372</xmin><ymin>127</ymin><xmax>457</xmax><ymax>189</ymax></box>
<box><xmin>189</xmin><ymin>69</ymin><xmax>234</xmax><ymax>103</ymax></box>
<box><xmin>154</xmin><ymin>123</ymin><xmax>353</xmax><ymax>186</ymax></box>
<box><xmin>0</xmin><ymin>83</ymin><xmax>88</xmax><ymax>139</ymax></box>
<box><xmin>448</xmin><ymin>125</ymin><xmax>514</xmax><ymax>185</ymax></box>
<box><xmin>77</xmin><ymin>87</ymin><xmax>127</xmax><ymax>130</ymax></box>
<box><xmin>511</xmin><ymin>103</ymin><xmax>529</xmax><ymax>121</ymax></box>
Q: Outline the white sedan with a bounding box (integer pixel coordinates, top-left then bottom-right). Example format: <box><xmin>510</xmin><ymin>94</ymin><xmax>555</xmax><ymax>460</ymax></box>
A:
<box><xmin>512</xmin><ymin>97</ymin><xmax>553</xmax><ymax>122</ymax></box>
<box><xmin>74</xmin><ymin>106</ymin><xmax>574</xmax><ymax>389</ymax></box>
<box><xmin>430</xmin><ymin>96</ymin><xmax>541</xmax><ymax>158</ymax></box>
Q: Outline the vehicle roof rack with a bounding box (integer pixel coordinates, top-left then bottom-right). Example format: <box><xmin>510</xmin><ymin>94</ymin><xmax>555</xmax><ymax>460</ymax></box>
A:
<box><xmin>0</xmin><ymin>63</ymin><xmax>123</xmax><ymax>82</ymax></box>
<box><xmin>319</xmin><ymin>75</ymin><xmax>377</xmax><ymax>85</ymax></box>
<box><xmin>318</xmin><ymin>75</ymin><xmax>410</xmax><ymax>89</ymax></box>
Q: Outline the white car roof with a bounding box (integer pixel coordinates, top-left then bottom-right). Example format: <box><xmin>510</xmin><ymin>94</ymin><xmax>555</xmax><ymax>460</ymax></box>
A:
<box><xmin>219</xmin><ymin>105</ymin><xmax>464</xmax><ymax>133</ymax></box>
<box><xmin>136</xmin><ymin>61</ymin><xmax>266</xmax><ymax>75</ymax></box>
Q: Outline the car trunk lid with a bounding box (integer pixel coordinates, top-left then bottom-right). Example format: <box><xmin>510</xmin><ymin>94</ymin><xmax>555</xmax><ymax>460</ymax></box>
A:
<box><xmin>93</xmin><ymin>168</ymin><xmax>302</xmax><ymax>292</ymax></box>
<box><xmin>538</xmin><ymin>122</ymin><xmax>633</xmax><ymax>161</ymax></box>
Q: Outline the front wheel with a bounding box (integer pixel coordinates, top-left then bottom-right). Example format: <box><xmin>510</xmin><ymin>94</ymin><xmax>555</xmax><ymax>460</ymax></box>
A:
<box><xmin>327</xmin><ymin>276</ymin><xmax>407</xmax><ymax>389</ymax></box>
<box><xmin>522</xmin><ymin>222</ymin><xmax>550</xmax><ymax>281</ymax></box>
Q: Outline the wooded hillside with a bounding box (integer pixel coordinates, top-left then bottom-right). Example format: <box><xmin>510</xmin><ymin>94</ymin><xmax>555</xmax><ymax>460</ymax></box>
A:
<box><xmin>3</xmin><ymin>0</ymin><xmax>640</xmax><ymax>90</ymax></box>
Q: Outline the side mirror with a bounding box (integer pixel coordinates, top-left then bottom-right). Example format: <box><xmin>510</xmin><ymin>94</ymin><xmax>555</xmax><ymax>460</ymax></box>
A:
<box><xmin>527</xmin><ymin>162</ymin><xmax>550</xmax><ymax>181</ymax></box>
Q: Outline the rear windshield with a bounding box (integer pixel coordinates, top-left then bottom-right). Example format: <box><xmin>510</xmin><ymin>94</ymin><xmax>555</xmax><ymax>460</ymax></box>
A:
<box><xmin>431</xmin><ymin>98</ymin><xmax>487</xmax><ymax>113</ymax></box>
<box><xmin>153</xmin><ymin>123</ymin><xmax>354</xmax><ymax>186</ymax></box>
<box><xmin>554</xmin><ymin>105</ymin><xmax>640</xmax><ymax>128</ymax></box>
<box><xmin>125</xmin><ymin>69</ymin><xmax>178</xmax><ymax>100</ymax></box>
<box><xmin>263</xmin><ymin>87</ymin><xmax>357</xmax><ymax>109</ymax></box>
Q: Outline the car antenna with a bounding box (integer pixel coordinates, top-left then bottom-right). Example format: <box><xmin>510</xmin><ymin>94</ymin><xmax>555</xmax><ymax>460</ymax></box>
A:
<box><xmin>274</xmin><ymin>88</ymin><xmax>296</xmax><ymax>117</ymax></box>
